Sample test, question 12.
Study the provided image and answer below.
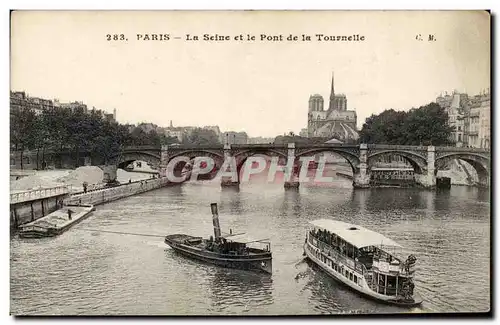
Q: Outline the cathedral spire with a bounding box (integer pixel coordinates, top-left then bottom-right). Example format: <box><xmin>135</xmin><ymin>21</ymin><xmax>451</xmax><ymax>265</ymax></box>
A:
<box><xmin>329</xmin><ymin>72</ymin><xmax>335</xmax><ymax>110</ymax></box>
<box><xmin>330</xmin><ymin>72</ymin><xmax>335</xmax><ymax>98</ymax></box>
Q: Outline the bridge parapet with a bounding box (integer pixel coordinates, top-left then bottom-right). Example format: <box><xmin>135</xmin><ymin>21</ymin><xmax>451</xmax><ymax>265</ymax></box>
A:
<box><xmin>10</xmin><ymin>185</ymin><xmax>71</xmax><ymax>204</ymax></box>
<box><xmin>231</xmin><ymin>144</ymin><xmax>288</xmax><ymax>149</ymax></box>
<box><xmin>368</xmin><ymin>144</ymin><xmax>428</xmax><ymax>151</ymax></box>
<box><xmin>123</xmin><ymin>145</ymin><xmax>161</xmax><ymax>152</ymax></box>
<box><xmin>166</xmin><ymin>145</ymin><xmax>224</xmax><ymax>150</ymax></box>
<box><xmin>435</xmin><ymin>146</ymin><xmax>490</xmax><ymax>153</ymax></box>
<box><xmin>295</xmin><ymin>143</ymin><xmax>359</xmax><ymax>149</ymax></box>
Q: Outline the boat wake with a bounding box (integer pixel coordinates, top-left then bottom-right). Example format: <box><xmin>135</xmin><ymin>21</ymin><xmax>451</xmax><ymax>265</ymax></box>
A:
<box><xmin>144</xmin><ymin>240</ymin><xmax>168</xmax><ymax>249</ymax></box>
<box><xmin>294</xmin><ymin>257</ymin><xmax>308</xmax><ymax>268</ymax></box>
<box><xmin>294</xmin><ymin>270</ymin><xmax>310</xmax><ymax>281</ymax></box>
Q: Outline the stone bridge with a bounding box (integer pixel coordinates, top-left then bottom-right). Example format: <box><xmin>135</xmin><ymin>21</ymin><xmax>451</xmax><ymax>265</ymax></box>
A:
<box><xmin>118</xmin><ymin>143</ymin><xmax>490</xmax><ymax>188</ymax></box>
<box><xmin>12</xmin><ymin>144</ymin><xmax>490</xmax><ymax>189</ymax></box>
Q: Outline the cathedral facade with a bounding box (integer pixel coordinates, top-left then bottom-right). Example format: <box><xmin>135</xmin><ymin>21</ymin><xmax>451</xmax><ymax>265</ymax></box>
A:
<box><xmin>307</xmin><ymin>74</ymin><xmax>359</xmax><ymax>142</ymax></box>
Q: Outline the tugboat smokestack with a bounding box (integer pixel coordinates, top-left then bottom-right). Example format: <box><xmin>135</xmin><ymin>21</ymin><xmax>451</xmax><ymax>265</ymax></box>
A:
<box><xmin>210</xmin><ymin>203</ymin><xmax>222</xmax><ymax>242</ymax></box>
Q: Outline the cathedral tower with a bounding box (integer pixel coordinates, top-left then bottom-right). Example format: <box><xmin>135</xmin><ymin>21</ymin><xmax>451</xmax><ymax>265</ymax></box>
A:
<box><xmin>328</xmin><ymin>72</ymin><xmax>335</xmax><ymax>111</ymax></box>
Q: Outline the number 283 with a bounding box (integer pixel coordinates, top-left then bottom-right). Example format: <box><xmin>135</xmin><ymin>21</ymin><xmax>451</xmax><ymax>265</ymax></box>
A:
<box><xmin>106</xmin><ymin>34</ymin><xmax>127</xmax><ymax>41</ymax></box>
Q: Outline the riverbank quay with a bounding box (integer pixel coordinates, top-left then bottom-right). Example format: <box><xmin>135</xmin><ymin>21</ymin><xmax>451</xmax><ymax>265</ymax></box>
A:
<box><xmin>63</xmin><ymin>177</ymin><xmax>170</xmax><ymax>206</ymax></box>
<box><xmin>11</xmin><ymin>177</ymin><xmax>172</xmax><ymax>232</ymax></box>
<box><xmin>10</xmin><ymin>186</ymin><xmax>71</xmax><ymax>229</ymax></box>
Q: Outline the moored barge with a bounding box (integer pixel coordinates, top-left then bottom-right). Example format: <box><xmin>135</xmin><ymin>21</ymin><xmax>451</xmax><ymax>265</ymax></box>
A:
<box><xmin>304</xmin><ymin>219</ymin><xmax>423</xmax><ymax>307</ymax></box>
<box><xmin>165</xmin><ymin>203</ymin><xmax>272</xmax><ymax>274</ymax></box>
<box><xmin>18</xmin><ymin>204</ymin><xmax>95</xmax><ymax>238</ymax></box>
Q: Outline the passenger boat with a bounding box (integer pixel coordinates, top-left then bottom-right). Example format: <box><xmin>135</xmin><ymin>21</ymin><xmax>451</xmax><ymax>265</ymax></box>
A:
<box><xmin>18</xmin><ymin>204</ymin><xmax>95</xmax><ymax>238</ymax></box>
<box><xmin>165</xmin><ymin>203</ymin><xmax>272</xmax><ymax>274</ymax></box>
<box><xmin>304</xmin><ymin>219</ymin><xmax>423</xmax><ymax>306</ymax></box>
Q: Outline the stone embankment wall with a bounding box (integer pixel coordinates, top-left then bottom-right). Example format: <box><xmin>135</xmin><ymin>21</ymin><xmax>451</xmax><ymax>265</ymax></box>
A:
<box><xmin>10</xmin><ymin>195</ymin><xmax>65</xmax><ymax>229</ymax></box>
<box><xmin>64</xmin><ymin>177</ymin><xmax>170</xmax><ymax>206</ymax></box>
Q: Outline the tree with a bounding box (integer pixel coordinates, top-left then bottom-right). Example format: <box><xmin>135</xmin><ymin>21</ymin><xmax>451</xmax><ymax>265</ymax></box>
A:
<box><xmin>182</xmin><ymin>128</ymin><xmax>221</xmax><ymax>146</ymax></box>
<box><xmin>404</xmin><ymin>103</ymin><xmax>455</xmax><ymax>146</ymax></box>
<box><xmin>10</xmin><ymin>107</ymin><xmax>37</xmax><ymax>169</ymax></box>
<box><xmin>41</xmin><ymin>107</ymin><xmax>72</xmax><ymax>167</ymax></box>
<box><xmin>93</xmin><ymin>120</ymin><xmax>125</xmax><ymax>165</ymax></box>
<box><xmin>159</xmin><ymin>134</ymin><xmax>180</xmax><ymax>145</ymax></box>
<box><xmin>359</xmin><ymin>103</ymin><xmax>454</xmax><ymax>146</ymax></box>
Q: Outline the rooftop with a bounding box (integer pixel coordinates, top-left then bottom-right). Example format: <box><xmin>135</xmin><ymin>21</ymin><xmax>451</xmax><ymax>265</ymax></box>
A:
<box><xmin>309</xmin><ymin>219</ymin><xmax>402</xmax><ymax>249</ymax></box>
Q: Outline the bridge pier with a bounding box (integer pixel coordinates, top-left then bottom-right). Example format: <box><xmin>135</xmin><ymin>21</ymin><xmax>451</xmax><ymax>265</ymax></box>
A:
<box><xmin>159</xmin><ymin>145</ymin><xmax>169</xmax><ymax>178</ymax></box>
<box><xmin>221</xmin><ymin>144</ymin><xmax>240</xmax><ymax>188</ymax></box>
<box><xmin>414</xmin><ymin>146</ymin><xmax>436</xmax><ymax>188</ymax></box>
<box><xmin>284</xmin><ymin>143</ymin><xmax>299</xmax><ymax>189</ymax></box>
<box><xmin>353</xmin><ymin>144</ymin><xmax>370</xmax><ymax>188</ymax></box>
<box><xmin>100</xmin><ymin>165</ymin><xmax>118</xmax><ymax>183</ymax></box>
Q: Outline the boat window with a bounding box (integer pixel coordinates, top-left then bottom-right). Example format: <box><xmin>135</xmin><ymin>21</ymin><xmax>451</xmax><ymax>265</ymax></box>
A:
<box><xmin>345</xmin><ymin>270</ymin><xmax>348</xmax><ymax>278</ymax></box>
<box><xmin>354</xmin><ymin>275</ymin><xmax>358</xmax><ymax>283</ymax></box>
<box><xmin>349</xmin><ymin>273</ymin><xmax>353</xmax><ymax>281</ymax></box>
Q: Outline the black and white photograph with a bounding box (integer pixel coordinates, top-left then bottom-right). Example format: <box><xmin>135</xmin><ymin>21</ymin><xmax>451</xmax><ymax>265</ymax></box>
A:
<box><xmin>8</xmin><ymin>9</ymin><xmax>491</xmax><ymax>316</ymax></box>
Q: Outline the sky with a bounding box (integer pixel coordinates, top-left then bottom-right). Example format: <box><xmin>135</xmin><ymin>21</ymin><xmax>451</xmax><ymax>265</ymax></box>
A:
<box><xmin>11</xmin><ymin>11</ymin><xmax>490</xmax><ymax>138</ymax></box>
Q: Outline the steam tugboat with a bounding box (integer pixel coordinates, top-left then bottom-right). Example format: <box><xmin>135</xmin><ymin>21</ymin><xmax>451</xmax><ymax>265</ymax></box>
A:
<box><xmin>304</xmin><ymin>219</ymin><xmax>423</xmax><ymax>306</ymax></box>
<box><xmin>164</xmin><ymin>203</ymin><xmax>272</xmax><ymax>274</ymax></box>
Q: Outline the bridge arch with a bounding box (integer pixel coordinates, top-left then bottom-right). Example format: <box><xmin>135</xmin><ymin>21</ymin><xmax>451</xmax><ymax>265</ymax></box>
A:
<box><xmin>111</xmin><ymin>151</ymin><xmax>162</xmax><ymax>170</ymax></box>
<box><xmin>295</xmin><ymin>148</ymin><xmax>361</xmax><ymax>175</ymax></box>
<box><xmin>233</xmin><ymin>149</ymin><xmax>289</xmax><ymax>182</ymax></box>
<box><xmin>435</xmin><ymin>153</ymin><xmax>490</xmax><ymax>186</ymax></box>
<box><xmin>367</xmin><ymin>150</ymin><xmax>427</xmax><ymax>174</ymax></box>
<box><xmin>167</xmin><ymin>150</ymin><xmax>226</xmax><ymax>180</ymax></box>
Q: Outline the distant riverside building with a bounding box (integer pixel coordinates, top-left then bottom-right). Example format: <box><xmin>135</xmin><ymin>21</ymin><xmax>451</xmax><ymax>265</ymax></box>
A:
<box><xmin>203</xmin><ymin>125</ymin><xmax>222</xmax><ymax>139</ymax></box>
<box><xmin>11</xmin><ymin>91</ymin><xmax>55</xmax><ymax>115</ymax></box>
<box><xmin>307</xmin><ymin>73</ymin><xmax>359</xmax><ymax>142</ymax></box>
<box><xmin>163</xmin><ymin>122</ymin><xmax>222</xmax><ymax>142</ymax></box>
<box><xmin>222</xmin><ymin>131</ymin><xmax>248</xmax><ymax>144</ymax></box>
<box><xmin>247</xmin><ymin>136</ymin><xmax>275</xmax><ymax>144</ymax></box>
<box><xmin>10</xmin><ymin>91</ymin><xmax>116</xmax><ymax>121</ymax></box>
<box><xmin>137</xmin><ymin>122</ymin><xmax>157</xmax><ymax>134</ymax></box>
<box><xmin>479</xmin><ymin>95</ymin><xmax>490</xmax><ymax>149</ymax></box>
<box><xmin>436</xmin><ymin>89</ymin><xmax>490</xmax><ymax>149</ymax></box>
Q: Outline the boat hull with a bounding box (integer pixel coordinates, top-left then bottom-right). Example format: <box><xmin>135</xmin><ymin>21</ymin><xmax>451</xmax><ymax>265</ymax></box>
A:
<box><xmin>165</xmin><ymin>234</ymin><xmax>272</xmax><ymax>274</ymax></box>
<box><xmin>304</xmin><ymin>243</ymin><xmax>422</xmax><ymax>307</ymax></box>
<box><xmin>18</xmin><ymin>205</ymin><xmax>95</xmax><ymax>238</ymax></box>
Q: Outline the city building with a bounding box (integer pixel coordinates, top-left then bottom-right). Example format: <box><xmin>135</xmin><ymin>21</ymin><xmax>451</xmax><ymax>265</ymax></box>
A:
<box><xmin>10</xmin><ymin>91</ymin><xmax>115</xmax><ymax>121</ymax></box>
<box><xmin>436</xmin><ymin>89</ymin><xmax>490</xmax><ymax>148</ymax></box>
<box><xmin>58</xmin><ymin>101</ymin><xmax>88</xmax><ymax>114</ymax></box>
<box><xmin>164</xmin><ymin>122</ymin><xmax>222</xmax><ymax>142</ymax></box>
<box><xmin>221</xmin><ymin>131</ymin><xmax>248</xmax><ymax>144</ymax></box>
<box><xmin>137</xmin><ymin>123</ymin><xmax>158</xmax><ymax>134</ymax></box>
<box><xmin>479</xmin><ymin>94</ymin><xmax>490</xmax><ymax>149</ymax></box>
<box><xmin>10</xmin><ymin>91</ymin><xmax>55</xmax><ymax>115</ymax></box>
<box><xmin>164</xmin><ymin>128</ymin><xmax>184</xmax><ymax>142</ymax></box>
<box><xmin>306</xmin><ymin>73</ymin><xmax>359</xmax><ymax>142</ymax></box>
<box><xmin>203</xmin><ymin>125</ymin><xmax>221</xmax><ymax>139</ymax></box>
<box><xmin>247</xmin><ymin>136</ymin><xmax>275</xmax><ymax>144</ymax></box>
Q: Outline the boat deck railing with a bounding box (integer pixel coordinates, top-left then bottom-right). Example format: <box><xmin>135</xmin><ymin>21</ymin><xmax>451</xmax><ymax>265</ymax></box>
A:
<box><xmin>312</xmin><ymin>237</ymin><xmax>364</xmax><ymax>274</ymax></box>
<box><xmin>311</xmin><ymin>235</ymin><xmax>415</xmax><ymax>278</ymax></box>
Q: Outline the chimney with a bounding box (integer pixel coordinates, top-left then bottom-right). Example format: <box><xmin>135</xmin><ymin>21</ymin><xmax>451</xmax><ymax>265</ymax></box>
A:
<box><xmin>210</xmin><ymin>203</ymin><xmax>222</xmax><ymax>242</ymax></box>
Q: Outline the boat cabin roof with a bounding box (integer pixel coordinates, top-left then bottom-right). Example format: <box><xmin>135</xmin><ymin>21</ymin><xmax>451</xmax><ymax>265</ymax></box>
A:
<box><xmin>222</xmin><ymin>233</ymin><xmax>270</xmax><ymax>244</ymax></box>
<box><xmin>309</xmin><ymin>219</ymin><xmax>402</xmax><ymax>249</ymax></box>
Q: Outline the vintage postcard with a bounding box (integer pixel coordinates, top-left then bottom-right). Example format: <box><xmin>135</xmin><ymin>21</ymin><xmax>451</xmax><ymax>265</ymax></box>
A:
<box><xmin>9</xmin><ymin>10</ymin><xmax>491</xmax><ymax>316</ymax></box>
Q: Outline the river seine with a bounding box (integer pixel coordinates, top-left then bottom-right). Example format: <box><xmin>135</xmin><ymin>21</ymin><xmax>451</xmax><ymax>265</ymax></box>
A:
<box><xmin>10</xmin><ymin>178</ymin><xmax>490</xmax><ymax>315</ymax></box>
